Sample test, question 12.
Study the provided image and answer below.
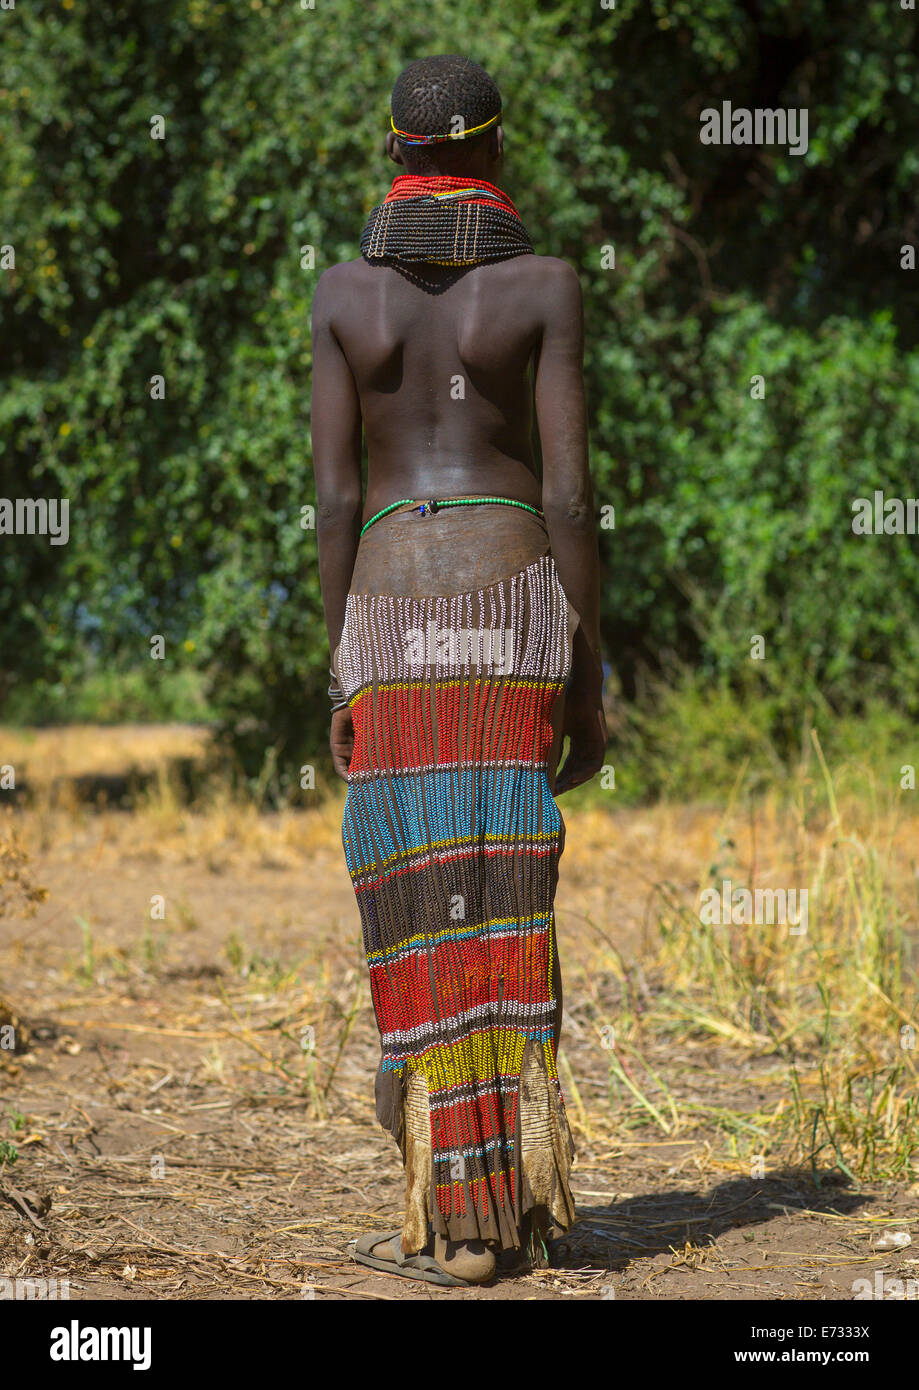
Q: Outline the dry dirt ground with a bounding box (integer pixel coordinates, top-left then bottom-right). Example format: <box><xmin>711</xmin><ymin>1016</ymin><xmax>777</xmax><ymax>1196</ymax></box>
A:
<box><xmin>1</xmin><ymin>734</ymin><xmax>917</xmax><ymax>1302</ymax></box>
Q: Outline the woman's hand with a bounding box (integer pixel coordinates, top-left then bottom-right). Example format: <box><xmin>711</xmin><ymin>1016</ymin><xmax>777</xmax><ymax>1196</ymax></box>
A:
<box><xmin>554</xmin><ymin>688</ymin><xmax>607</xmax><ymax>796</ymax></box>
<box><xmin>330</xmin><ymin>706</ymin><xmax>354</xmax><ymax>780</ymax></box>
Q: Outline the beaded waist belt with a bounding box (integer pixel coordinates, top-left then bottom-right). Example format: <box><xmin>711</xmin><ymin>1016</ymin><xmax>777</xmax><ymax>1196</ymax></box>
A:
<box><xmin>359</xmin><ymin>495</ymin><xmax>544</xmax><ymax>539</ymax></box>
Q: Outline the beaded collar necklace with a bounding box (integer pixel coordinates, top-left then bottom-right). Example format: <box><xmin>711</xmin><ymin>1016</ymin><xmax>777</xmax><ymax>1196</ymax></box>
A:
<box><xmin>360</xmin><ymin>175</ymin><xmax>534</xmax><ymax>266</ymax></box>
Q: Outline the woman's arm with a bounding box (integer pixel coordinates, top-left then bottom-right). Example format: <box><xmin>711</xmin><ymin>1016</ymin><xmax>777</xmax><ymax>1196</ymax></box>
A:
<box><xmin>311</xmin><ymin>266</ymin><xmax>363</xmax><ymax>657</ymax></box>
<box><xmin>533</xmin><ymin>258</ymin><xmax>607</xmax><ymax>793</ymax></box>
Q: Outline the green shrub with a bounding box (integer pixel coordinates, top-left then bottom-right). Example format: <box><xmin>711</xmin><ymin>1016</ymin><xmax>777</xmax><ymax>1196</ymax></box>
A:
<box><xmin>2</xmin><ymin>0</ymin><xmax>916</xmax><ymax>785</ymax></box>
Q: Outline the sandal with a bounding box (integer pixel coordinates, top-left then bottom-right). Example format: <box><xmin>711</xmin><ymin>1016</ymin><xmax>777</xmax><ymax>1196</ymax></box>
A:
<box><xmin>349</xmin><ymin>1230</ymin><xmax>476</xmax><ymax>1287</ymax></box>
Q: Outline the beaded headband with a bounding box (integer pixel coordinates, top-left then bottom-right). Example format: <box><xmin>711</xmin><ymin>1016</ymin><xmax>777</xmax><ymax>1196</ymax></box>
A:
<box><xmin>389</xmin><ymin>109</ymin><xmax>501</xmax><ymax>147</ymax></box>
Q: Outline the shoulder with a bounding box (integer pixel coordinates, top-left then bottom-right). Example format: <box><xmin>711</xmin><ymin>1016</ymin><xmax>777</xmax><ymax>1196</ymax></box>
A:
<box><xmin>509</xmin><ymin>257</ymin><xmax>582</xmax><ymax>336</ymax></box>
<box><xmin>316</xmin><ymin>257</ymin><xmax>366</xmax><ymax>286</ymax></box>
<box><xmin>311</xmin><ymin>259</ymin><xmax>367</xmax><ymax>323</ymax></box>
<box><xmin>530</xmin><ymin>255</ymin><xmax>581</xmax><ymax>300</ymax></box>
<box><xmin>500</xmin><ymin>254</ymin><xmax>581</xmax><ymax>307</ymax></box>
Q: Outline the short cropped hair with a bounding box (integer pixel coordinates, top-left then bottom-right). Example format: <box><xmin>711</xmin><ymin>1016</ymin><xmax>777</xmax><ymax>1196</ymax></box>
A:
<box><xmin>391</xmin><ymin>55</ymin><xmax>501</xmax><ymax>171</ymax></box>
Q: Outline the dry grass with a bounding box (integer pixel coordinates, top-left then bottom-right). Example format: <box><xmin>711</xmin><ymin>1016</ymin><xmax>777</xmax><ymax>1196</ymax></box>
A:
<box><xmin>1</xmin><ymin>723</ymin><xmax>210</xmax><ymax>785</ymax></box>
<box><xmin>1</xmin><ymin>719</ymin><xmax>918</xmax><ymax>1300</ymax></box>
<box><xmin>560</xmin><ymin>733</ymin><xmax>919</xmax><ymax>1182</ymax></box>
<box><xmin>0</xmin><ymin>810</ymin><xmax>48</xmax><ymax>921</ymax></box>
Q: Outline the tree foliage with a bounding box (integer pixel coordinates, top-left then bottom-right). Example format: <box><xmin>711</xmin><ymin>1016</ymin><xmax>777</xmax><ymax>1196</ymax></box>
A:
<box><xmin>2</xmin><ymin>0</ymin><xmax>917</xmax><ymax>781</ymax></box>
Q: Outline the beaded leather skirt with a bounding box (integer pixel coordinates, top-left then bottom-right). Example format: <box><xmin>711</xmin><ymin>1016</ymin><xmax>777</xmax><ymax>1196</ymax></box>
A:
<box><xmin>334</xmin><ymin>503</ymin><xmax>578</xmax><ymax>1252</ymax></box>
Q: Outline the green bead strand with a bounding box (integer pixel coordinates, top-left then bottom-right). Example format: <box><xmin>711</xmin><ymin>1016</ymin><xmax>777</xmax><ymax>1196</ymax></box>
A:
<box><xmin>360</xmin><ymin>495</ymin><xmax>544</xmax><ymax>538</ymax></box>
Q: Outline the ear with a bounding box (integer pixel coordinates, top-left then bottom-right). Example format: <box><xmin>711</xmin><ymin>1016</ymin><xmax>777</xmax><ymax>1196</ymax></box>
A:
<box><xmin>484</xmin><ymin>124</ymin><xmax>504</xmax><ymax>169</ymax></box>
<box><xmin>386</xmin><ymin>130</ymin><xmax>405</xmax><ymax>166</ymax></box>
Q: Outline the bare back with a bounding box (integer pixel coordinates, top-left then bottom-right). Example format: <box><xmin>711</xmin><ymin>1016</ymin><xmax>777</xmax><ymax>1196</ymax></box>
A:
<box><xmin>319</xmin><ymin>253</ymin><xmax>574</xmax><ymax>520</ymax></box>
<box><xmin>312</xmin><ymin>239</ymin><xmax>595</xmax><ymax>675</ymax></box>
